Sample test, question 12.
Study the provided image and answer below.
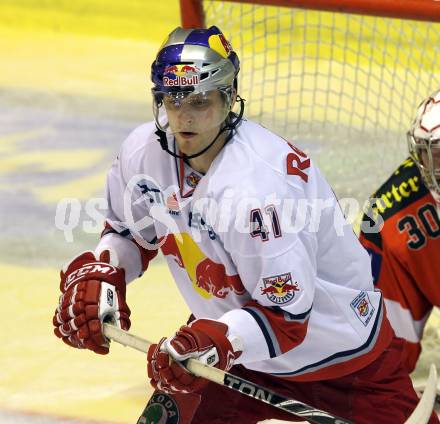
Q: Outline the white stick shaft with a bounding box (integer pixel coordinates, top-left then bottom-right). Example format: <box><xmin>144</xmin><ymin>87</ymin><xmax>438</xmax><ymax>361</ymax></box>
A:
<box><xmin>406</xmin><ymin>363</ymin><xmax>438</xmax><ymax>424</ymax></box>
<box><xmin>103</xmin><ymin>323</ymin><xmax>437</xmax><ymax>424</ymax></box>
<box><xmin>102</xmin><ymin>323</ymin><xmax>224</xmax><ymax>384</ymax></box>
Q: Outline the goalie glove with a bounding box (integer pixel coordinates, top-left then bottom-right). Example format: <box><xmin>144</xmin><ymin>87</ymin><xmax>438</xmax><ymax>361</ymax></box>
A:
<box><xmin>147</xmin><ymin>319</ymin><xmax>242</xmax><ymax>394</ymax></box>
<box><xmin>53</xmin><ymin>250</ymin><xmax>130</xmax><ymax>354</ymax></box>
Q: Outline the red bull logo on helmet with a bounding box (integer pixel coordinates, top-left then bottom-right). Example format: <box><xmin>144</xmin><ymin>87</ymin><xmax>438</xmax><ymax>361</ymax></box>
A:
<box><xmin>261</xmin><ymin>272</ymin><xmax>299</xmax><ymax>305</ymax></box>
<box><xmin>163</xmin><ymin>64</ymin><xmax>200</xmax><ymax>87</ymax></box>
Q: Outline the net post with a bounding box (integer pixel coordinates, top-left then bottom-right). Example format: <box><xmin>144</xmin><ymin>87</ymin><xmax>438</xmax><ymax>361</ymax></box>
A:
<box><xmin>213</xmin><ymin>0</ymin><xmax>440</xmax><ymax>22</ymax></box>
<box><xmin>180</xmin><ymin>0</ymin><xmax>206</xmax><ymax>28</ymax></box>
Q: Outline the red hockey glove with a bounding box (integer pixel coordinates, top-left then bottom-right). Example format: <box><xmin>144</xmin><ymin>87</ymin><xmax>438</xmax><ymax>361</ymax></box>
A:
<box><xmin>147</xmin><ymin>319</ymin><xmax>242</xmax><ymax>394</ymax></box>
<box><xmin>53</xmin><ymin>250</ymin><xmax>130</xmax><ymax>354</ymax></box>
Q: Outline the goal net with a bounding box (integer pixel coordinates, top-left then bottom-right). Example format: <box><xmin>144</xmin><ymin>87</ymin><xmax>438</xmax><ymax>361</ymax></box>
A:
<box><xmin>180</xmin><ymin>0</ymin><xmax>440</xmax><ymax>205</ymax></box>
<box><xmin>181</xmin><ymin>0</ymin><xmax>440</xmax><ymax>388</ymax></box>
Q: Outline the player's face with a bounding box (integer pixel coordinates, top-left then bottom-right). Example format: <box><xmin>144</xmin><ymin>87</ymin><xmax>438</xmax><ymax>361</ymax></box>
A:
<box><xmin>164</xmin><ymin>91</ymin><xmax>229</xmax><ymax>155</ymax></box>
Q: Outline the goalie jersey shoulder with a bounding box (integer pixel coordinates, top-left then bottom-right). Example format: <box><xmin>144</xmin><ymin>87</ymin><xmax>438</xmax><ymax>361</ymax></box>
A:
<box><xmin>361</xmin><ymin>158</ymin><xmax>429</xmax><ymax>245</ymax></box>
<box><xmin>365</xmin><ymin>158</ymin><xmax>428</xmax><ymax>222</ymax></box>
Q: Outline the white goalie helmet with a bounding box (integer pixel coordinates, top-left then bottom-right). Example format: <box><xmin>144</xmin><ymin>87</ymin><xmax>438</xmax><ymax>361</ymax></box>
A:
<box><xmin>408</xmin><ymin>89</ymin><xmax>440</xmax><ymax>205</ymax></box>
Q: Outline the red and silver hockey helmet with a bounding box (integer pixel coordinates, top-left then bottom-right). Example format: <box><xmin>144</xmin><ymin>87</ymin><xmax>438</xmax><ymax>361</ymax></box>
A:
<box><xmin>408</xmin><ymin>89</ymin><xmax>440</xmax><ymax>203</ymax></box>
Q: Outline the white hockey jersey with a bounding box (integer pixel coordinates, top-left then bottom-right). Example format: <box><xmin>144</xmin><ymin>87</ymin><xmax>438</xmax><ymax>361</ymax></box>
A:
<box><xmin>98</xmin><ymin>118</ymin><xmax>393</xmax><ymax>382</ymax></box>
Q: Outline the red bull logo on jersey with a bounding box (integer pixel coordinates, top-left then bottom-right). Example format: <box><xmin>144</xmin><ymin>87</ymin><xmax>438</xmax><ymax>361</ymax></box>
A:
<box><xmin>195</xmin><ymin>257</ymin><xmax>245</xmax><ymax>299</ymax></box>
<box><xmin>350</xmin><ymin>291</ymin><xmax>375</xmax><ymax>327</ymax></box>
<box><xmin>358</xmin><ymin>299</ymin><xmax>369</xmax><ymax>316</ymax></box>
<box><xmin>160</xmin><ymin>233</ymin><xmax>245</xmax><ymax>299</ymax></box>
<box><xmin>186</xmin><ymin>172</ymin><xmax>201</xmax><ymax>188</ymax></box>
<box><xmin>261</xmin><ymin>272</ymin><xmax>299</xmax><ymax>305</ymax></box>
<box><xmin>163</xmin><ymin>64</ymin><xmax>200</xmax><ymax>87</ymax></box>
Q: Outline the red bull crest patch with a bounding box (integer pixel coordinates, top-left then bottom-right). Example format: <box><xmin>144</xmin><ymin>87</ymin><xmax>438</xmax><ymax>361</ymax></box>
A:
<box><xmin>186</xmin><ymin>172</ymin><xmax>201</xmax><ymax>188</ymax></box>
<box><xmin>163</xmin><ymin>64</ymin><xmax>200</xmax><ymax>87</ymax></box>
<box><xmin>350</xmin><ymin>291</ymin><xmax>375</xmax><ymax>327</ymax></box>
<box><xmin>261</xmin><ymin>272</ymin><xmax>299</xmax><ymax>305</ymax></box>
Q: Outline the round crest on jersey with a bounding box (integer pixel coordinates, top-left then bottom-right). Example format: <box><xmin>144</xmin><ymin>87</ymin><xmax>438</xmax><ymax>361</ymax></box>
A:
<box><xmin>408</xmin><ymin>89</ymin><xmax>440</xmax><ymax>204</ymax></box>
<box><xmin>151</xmin><ymin>26</ymin><xmax>240</xmax><ymax>94</ymax></box>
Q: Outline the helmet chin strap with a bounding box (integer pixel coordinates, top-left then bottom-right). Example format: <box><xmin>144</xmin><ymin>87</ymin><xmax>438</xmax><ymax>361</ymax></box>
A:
<box><xmin>155</xmin><ymin>96</ymin><xmax>245</xmax><ymax>160</ymax></box>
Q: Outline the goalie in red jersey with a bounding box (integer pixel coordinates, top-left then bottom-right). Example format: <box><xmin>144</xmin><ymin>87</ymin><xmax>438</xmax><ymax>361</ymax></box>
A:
<box><xmin>360</xmin><ymin>89</ymin><xmax>440</xmax><ymax>373</ymax></box>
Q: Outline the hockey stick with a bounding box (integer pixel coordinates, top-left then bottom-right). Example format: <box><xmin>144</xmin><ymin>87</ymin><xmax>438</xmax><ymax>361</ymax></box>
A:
<box><xmin>102</xmin><ymin>323</ymin><xmax>353</xmax><ymax>424</ymax></box>
<box><xmin>407</xmin><ymin>364</ymin><xmax>438</xmax><ymax>424</ymax></box>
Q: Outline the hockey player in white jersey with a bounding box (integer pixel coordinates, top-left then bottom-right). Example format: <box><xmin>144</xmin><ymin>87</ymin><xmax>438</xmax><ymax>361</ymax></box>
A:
<box><xmin>52</xmin><ymin>26</ymin><xmax>437</xmax><ymax>424</ymax></box>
